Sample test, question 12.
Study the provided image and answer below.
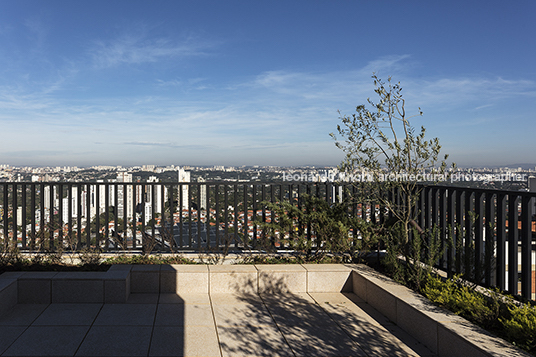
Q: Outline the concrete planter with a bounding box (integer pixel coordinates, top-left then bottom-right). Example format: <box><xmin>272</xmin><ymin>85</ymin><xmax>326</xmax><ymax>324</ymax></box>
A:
<box><xmin>0</xmin><ymin>263</ymin><xmax>530</xmax><ymax>357</ymax></box>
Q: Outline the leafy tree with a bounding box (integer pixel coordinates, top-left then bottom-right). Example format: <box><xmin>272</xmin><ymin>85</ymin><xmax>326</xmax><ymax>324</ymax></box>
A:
<box><xmin>331</xmin><ymin>74</ymin><xmax>455</xmax><ymax>288</ymax></box>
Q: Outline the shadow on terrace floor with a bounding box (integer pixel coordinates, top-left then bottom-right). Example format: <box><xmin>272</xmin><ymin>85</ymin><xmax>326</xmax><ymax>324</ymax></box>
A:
<box><xmin>216</xmin><ymin>273</ymin><xmax>433</xmax><ymax>357</ymax></box>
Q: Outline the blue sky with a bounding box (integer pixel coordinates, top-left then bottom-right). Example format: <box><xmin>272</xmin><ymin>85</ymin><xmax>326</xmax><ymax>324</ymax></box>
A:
<box><xmin>0</xmin><ymin>1</ymin><xmax>535</xmax><ymax>168</ymax></box>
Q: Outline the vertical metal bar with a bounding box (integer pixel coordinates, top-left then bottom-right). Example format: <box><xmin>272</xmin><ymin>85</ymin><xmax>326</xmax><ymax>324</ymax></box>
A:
<box><xmin>464</xmin><ymin>190</ymin><xmax>474</xmax><ymax>279</ymax></box>
<box><xmin>151</xmin><ymin>184</ymin><xmax>156</xmax><ymax>248</ymax></box>
<box><xmin>484</xmin><ymin>192</ymin><xmax>495</xmax><ymax>287</ymax></box>
<box><xmin>261</xmin><ymin>184</ymin><xmax>266</xmax><ymax>228</ymax></box>
<box><xmin>447</xmin><ymin>188</ymin><xmax>455</xmax><ymax>278</ymax></box>
<box><xmin>39</xmin><ymin>183</ymin><xmax>45</xmax><ymax>249</ymax></box>
<box><xmin>243</xmin><ymin>184</ymin><xmax>248</xmax><ymax>248</ymax></box>
<box><xmin>67</xmin><ymin>184</ymin><xmax>73</xmax><ymax>250</ymax></box>
<box><xmin>508</xmin><ymin>194</ymin><xmax>519</xmax><ymax>295</ymax></box>
<box><xmin>425</xmin><ymin>187</ymin><xmax>432</xmax><ymax>233</ymax></box>
<box><xmin>31</xmin><ymin>183</ymin><xmax>36</xmax><ymax>250</ymax></box>
<box><xmin>438</xmin><ymin>188</ymin><xmax>447</xmax><ymax>269</ymax></box>
<box><xmin>168</xmin><ymin>184</ymin><xmax>175</xmax><ymax>250</ymax></box>
<box><xmin>416</xmin><ymin>188</ymin><xmax>424</xmax><ymax>232</ymax></box>
<box><xmin>58</xmin><ymin>183</ymin><xmax>63</xmax><ymax>248</ymax></box>
<box><xmin>224</xmin><ymin>185</ymin><xmax>228</xmax><ymax>249</ymax></box>
<box><xmin>1</xmin><ymin>184</ymin><xmax>6</xmax><ymax>243</ymax></box>
<box><xmin>113</xmin><ymin>183</ymin><xmax>118</xmax><ymax>249</ymax></box>
<box><xmin>122</xmin><ymin>183</ymin><xmax>127</xmax><ymax>249</ymax></box>
<box><xmin>105</xmin><ymin>183</ymin><xmax>110</xmax><ymax>250</ymax></box>
<box><xmin>252</xmin><ymin>184</ymin><xmax>257</xmax><ymax>244</ymax></box>
<box><xmin>496</xmin><ymin>193</ymin><xmax>507</xmax><ymax>291</ymax></box>
<box><xmin>86</xmin><ymin>184</ymin><xmax>91</xmax><ymax>247</ymax></box>
<box><xmin>95</xmin><ymin>184</ymin><xmax>100</xmax><ymax>248</ymax></box>
<box><xmin>215</xmin><ymin>184</ymin><xmax>219</xmax><ymax>248</ymax></box>
<box><xmin>233</xmin><ymin>184</ymin><xmax>238</xmax><ymax>247</ymax></box>
<box><xmin>77</xmin><ymin>184</ymin><xmax>82</xmax><ymax>249</ymax></box>
<box><xmin>387</xmin><ymin>187</ymin><xmax>394</xmax><ymax>221</ymax></box>
<box><xmin>474</xmin><ymin>191</ymin><xmax>484</xmax><ymax>283</ymax></box>
<box><xmin>205</xmin><ymin>184</ymin><xmax>211</xmax><ymax>250</ymax></box>
<box><xmin>132</xmin><ymin>183</ymin><xmax>137</xmax><ymax>250</ymax></box>
<box><xmin>521</xmin><ymin>194</ymin><xmax>532</xmax><ymax>299</ymax></box>
<box><xmin>50</xmin><ymin>183</ymin><xmax>55</xmax><ymax>250</ymax></box>
<box><xmin>378</xmin><ymin>186</ymin><xmax>385</xmax><ymax>225</ymax></box>
<box><xmin>156</xmin><ymin>183</ymin><xmax>164</xmax><ymax>250</ymax></box>
<box><xmin>306</xmin><ymin>184</ymin><xmax>312</xmax><ymax>242</ymax></box>
<box><xmin>432</xmin><ymin>187</ymin><xmax>439</xmax><ymax>229</ymax></box>
<box><xmin>141</xmin><ymin>184</ymin><xmax>146</xmax><ymax>251</ymax></box>
<box><xmin>21</xmin><ymin>184</ymin><xmax>27</xmax><ymax>249</ymax></box>
<box><xmin>197</xmin><ymin>183</ymin><xmax>201</xmax><ymax>250</ymax></box>
<box><xmin>456</xmin><ymin>190</ymin><xmax>464</xmax><ymax>274</ymax></box>
<box><xmin>12</xmin><ymin>184</ymin><xmax>18</xmax><ymax>248</ymax></box>
<box><xmin>188</xmin><ymin>183</ymin><xmax>192</xmax><ymax>248</ymax></box>
<box><xmin>371</xmin><ymin>196</ymin><xmax>377</xmax><ymax>224</ymax></box>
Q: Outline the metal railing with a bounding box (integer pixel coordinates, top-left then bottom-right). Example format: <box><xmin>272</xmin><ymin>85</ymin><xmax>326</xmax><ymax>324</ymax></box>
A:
<box><xmin>416</xmin><ymin>185</ymin><xmax>536</xmax><ymax>299</ymax></box>
<box><xmin>0</xmin><ymin>181</ymin><xmax>355</xmax><ymax>252</ymax></box>
<box><xmin>1</xmin><ymin>181</ymin><xmax>535</xmax><ymax>299</ymax></box>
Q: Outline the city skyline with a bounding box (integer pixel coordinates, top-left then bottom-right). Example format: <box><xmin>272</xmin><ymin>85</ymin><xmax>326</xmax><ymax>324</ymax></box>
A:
<box><xmin>1</xmin><ymin>1</ymin><xmax>535</xmax><ymax>168</ymax></box>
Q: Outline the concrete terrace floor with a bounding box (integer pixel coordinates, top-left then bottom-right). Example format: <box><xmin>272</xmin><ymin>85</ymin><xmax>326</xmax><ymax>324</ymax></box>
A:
<box><xmin>0</xmin><ymin>292</ymin><xmax>435</xmax><ymax>357</ymax></box>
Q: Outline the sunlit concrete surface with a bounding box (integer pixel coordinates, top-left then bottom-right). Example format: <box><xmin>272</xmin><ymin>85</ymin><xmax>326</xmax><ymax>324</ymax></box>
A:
<box><xmin>0</xmin><ymin>292</ymin><xmax>433</xmax><ymax>357</ymax></box>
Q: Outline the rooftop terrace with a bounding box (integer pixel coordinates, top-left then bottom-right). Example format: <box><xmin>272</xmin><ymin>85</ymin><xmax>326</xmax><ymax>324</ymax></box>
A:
<box><xmin>0</xmin><ymin>264</ymin><xmax>529</xmax><ymax>357</ymax></box>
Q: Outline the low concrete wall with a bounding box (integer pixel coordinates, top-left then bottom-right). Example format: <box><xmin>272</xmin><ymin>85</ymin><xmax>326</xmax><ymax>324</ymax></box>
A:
<box><xmin>348</xmin><ymin>264</ymin><xmax>530</xmax><ymax>357</ymax></box>
<box><xmin>0</xmin><ymin>263</ymin><xmax>530</xmax><ymax>357</ymax></box>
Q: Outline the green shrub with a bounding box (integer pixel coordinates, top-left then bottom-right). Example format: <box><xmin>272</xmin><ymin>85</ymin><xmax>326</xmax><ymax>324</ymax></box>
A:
<box><xmin>422</xmin><ymin>274</ymin><xmax>500</xmax><ymax>330</ymax></box>
<box><xmin>501</xmin><ymin>303</ymin><xmax>536</xmax><ymax>352</ymax></box>
<box><xmin>422</xmin><ymin>273</ymin><xmax>536</xmax><ymax>354</ymax></box>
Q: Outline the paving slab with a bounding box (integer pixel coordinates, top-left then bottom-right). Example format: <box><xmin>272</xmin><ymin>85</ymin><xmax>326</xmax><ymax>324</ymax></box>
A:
<box><xmin>3</xmin><ymin>325</ymin><xmax>89</xmax><ymax>356</ymax></box>
<box><xmin>0</xmin><ymin>292</ymin><xmax>436</xmax><ymax>357</ymax></box>
<box><xmin>210</xmin><ymin>293</ymin><xmax>263</xmax><ymax>305</ymax></box>
<box><xmin>278</xmin><ymin>323</ymin><xmax>366</xmax><ymax>357</ymax></box>
<box><xmin>32</xmin><ymin>303</ymin><xmax>102</xmax><ymax>326</ymax></box>
<box><xmin>93</xmin><ymin>303</ymin><xmax>157</xmax><ymax>326</ymax></box>
<box><xmin>218</xmin><ymin>324</ymin><xmax>293</xmax><ymax>357</ymax></box>
<box><xmin>75</xmin><ymin>325</ymin><xmax>152</xmax><ymax>357</ymax></box>
<box><xmin>155</xmin><ymin>303</ymin><xmax>214</xmax><ymax>326</ymax></box>
<box><xmin>213</xmin><ymin>303</ymin><xmax>274</xmax><ymax>326</ymax></box>
<box><xmin>260</xmin><ymin>292</ymin><xmax>316</xmax><ymax>305</ymax></box>
<box><xmin>0</xmin><ymin>327</ymin><xmax>26</xmax><ymax>356</ymax></box>
<box><xmin>159</xmin><ymin>293</ymin><xmax>211</xmax><ymax>305</ymax></box>
<box><xmin>0</xmin><ymin>304</ymin><xmax>48</xmax><ymax>326</ymax></box>
<box><xmin>150</xmin><ymin>325</ymin><xmax>221</xmax><ymax>357</ymax></box>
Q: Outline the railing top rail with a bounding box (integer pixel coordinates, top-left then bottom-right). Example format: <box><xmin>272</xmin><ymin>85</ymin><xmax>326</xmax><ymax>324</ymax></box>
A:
<box><xmin>416</xmin><ymin>183</ymin><xmax>536</xmax><ymax>196</ymax></box>
<box><xmin>0</xmin><ymin>181</ymin><xmax>337</xmax><ymax>185</ymax></box>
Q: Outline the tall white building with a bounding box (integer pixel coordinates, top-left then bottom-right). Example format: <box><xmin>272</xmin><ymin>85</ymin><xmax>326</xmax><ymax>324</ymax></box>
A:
<box><xmin>198</xmin><ymin>177</ymin><xmax>207</xmax><ymax>210</ymax></box>
<box><xmin>178</xmin><ymin>168</ymin><xmax>190</xmax><ymax>211</ymax></box>
<box><xmin>147</xmin><ymin>176</ymin><xmax>162</xmax><ymax>214</ymax></box>
<box><xmin>116</xmin><ymin>172</ymin><xmax>133</xmax><ymax>219</ymax></box>
<box><xmin>43</xmin><ymin>185</ymin><xmax>59</xmax><ymax>220</ymax></box>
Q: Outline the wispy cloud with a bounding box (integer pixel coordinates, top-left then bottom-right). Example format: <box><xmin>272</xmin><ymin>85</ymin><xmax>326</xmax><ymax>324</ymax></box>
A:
<box><xmin>90</xmin><ymin>33</ymin><xmax>216</xmax><ymax>68</ymax></box>
<box><xmin>1</xmin><ymin>53</ymin><xmax>535</xmax><ymax>166</ymax></box>
<box><xmin>358</xmin><ymin>54</ymin><xmax>413</xmax><ymax>76</ymax></box>
<box><xmin>409</xmin><ymin>76</ymin><xmax>536</xmax><ymax>108</ymax></box>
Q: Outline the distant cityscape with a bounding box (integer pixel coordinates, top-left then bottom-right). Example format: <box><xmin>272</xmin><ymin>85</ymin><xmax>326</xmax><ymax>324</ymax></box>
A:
<box><xmin>1</xmin><ymin>163</ymin><xmax>536</xmax><ymax>249</ymax></box>
<box><xmin>1</xmin><ymin>163</ymin><xmax>536</xmax><ymax>191</ymax></box>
